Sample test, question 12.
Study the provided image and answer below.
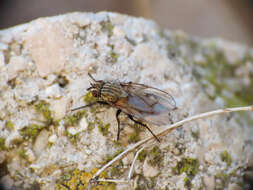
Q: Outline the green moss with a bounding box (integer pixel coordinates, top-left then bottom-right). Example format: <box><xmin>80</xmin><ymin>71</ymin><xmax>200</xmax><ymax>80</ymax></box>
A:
<box><xmin>191</xmin><ymin>130</ymin><xmax>200</xmax><ymax>141</ymax></box>
<box><xmin>5</xmin><ymin>120</ymin><xmax>14</xmax><ymax>130</ymax></box>
<box><xmin>0</xmin><ymin>137</ymin><xmax>6</xmax><ymax>150</ymax></box>
<box><xmin>64</xmin><ymin>110</ymin><xmax>86</xmax><ymax>127</ymax></box>
<box><xmin>109</xmin><ymin>163</ymin><xmax>124</xmax><ymax>177</ymax></box>
<box><xmin>19</xmin><ymin>124</ymin><xmax>45</xmax><ymax>139</ymax></box>
<box><xmin>128</xmin><ymin>124</ymin><xmax>142</xmax><ymax>143</ymax></box>
<box><xmin>184</xmin><ymin>177</ymin><xmax>192</xmax><ymax>190</ymax></box>
<box><xmin>215</xmin><ymin>168</ymin><xmax>243</xmax><ymax>190</ymax></box>
<box><xmin>87</xmin><ymin>121</ymin><xmax>95</xmax><ymax>132</ymax></box>
<box><xmin>110</xmin><ymin>167</ymin><xmax>119</xmax><ymax>177</ymax></box>
<box><xmin>192</xmin><ymin>46</ymin><xmax>253</xmax><ymax>106</ymax></box>
<box><xmin>18</xmin><ymin>148</ymin><xmax>27</xmax><ymax>159</ymax></box>
<box><xmin>53</xmin><ymin>119</ymin><xmax>60</xmax><ymax>127</ymax></box>
<box><xmin>137</xmin><ymin>149</ymin><xmax>147</xmax><ymax>162</ymax></box>
<box><xmin>220</xmin><ymin>150</ymin><xmax>232</xmax><ymax>166</ymax></box>
<box><xmin>148</xmin><ymin>146</ymin><xmax>163</xmax><ymax>167</ymax></box>
<box><xmin>98</xmin><ymin>123</ymin><xmax>110</xmax><ymax>136</ymax></box>
<box><xmin>128</xmin><ymin>132</ymin><xmax>140</xmax><ymax>143</ymax></box>
<box><xmin>188</xmin><ymin>41</ymin><xmax>253</xmax><ymax>127</ymax></box>
<box><xmin>34</xmin><ymin>100</ymin><xmax>52</xmax><ymax>125</ymax></box>
<box><xmin>172</xmin><ymin>157</ymin><xmax>199</xmax><ymax>177</ymax></box>
<box><xmin>101</xmin><ymin>20</ymin><xmax>114</xmax><ymax>36</ymax></box>
<box><xmin>64</xmin><ymin>129</ymin><xmax>81</xmax><ymax>145</ymax></box>
<box><xmin>215</xmin><ymin>172</ymin><xmax>229</xmax><ymax>190</ymax></box>
<box><xmin>172</xmin><ymin>142</ymin><xmax>186</xmax><ymax>156</ymax></box>
<box><xmin>109</xmin><ymin>51</ymin><xmax>118</xmax><ymax>63</ymax></box>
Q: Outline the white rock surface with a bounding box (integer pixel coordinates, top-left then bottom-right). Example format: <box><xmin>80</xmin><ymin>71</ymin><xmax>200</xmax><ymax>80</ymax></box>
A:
<box><xmin>0</xmin><ymin>12</ymin><xmax>252</xmax><ymax>190</ymax></box>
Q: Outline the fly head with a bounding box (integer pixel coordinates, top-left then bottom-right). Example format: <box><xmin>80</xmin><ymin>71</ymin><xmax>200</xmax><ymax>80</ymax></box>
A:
<box><xmin>87</xmin><ymin>73</ymin><xmax>105</xmax><ymax>99</ymax></box>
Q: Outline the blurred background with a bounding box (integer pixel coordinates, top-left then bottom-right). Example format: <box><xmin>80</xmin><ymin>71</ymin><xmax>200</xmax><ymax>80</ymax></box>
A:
<box><xmin>0</xmin><ymin>0</ymin><xmax>253</xmax><ymax>46</ymax></box>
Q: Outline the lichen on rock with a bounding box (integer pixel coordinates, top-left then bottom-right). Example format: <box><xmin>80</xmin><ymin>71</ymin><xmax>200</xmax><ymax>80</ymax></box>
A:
<box><xmin>0</xmin><ymin>11</ymin><xmax>252</xmax><ymax>190</ymax></box>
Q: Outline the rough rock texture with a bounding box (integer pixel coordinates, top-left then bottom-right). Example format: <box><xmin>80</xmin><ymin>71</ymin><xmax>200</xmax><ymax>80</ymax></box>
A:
<box><xmin>0</xmin><ymin>12</ymin><xmax>253</xmax><ymax>190</ymax></box>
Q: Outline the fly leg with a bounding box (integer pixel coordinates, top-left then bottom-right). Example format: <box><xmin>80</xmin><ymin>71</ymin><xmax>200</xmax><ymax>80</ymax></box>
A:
<box><xmin>127</xmin><ymin>115</ymin><xmax>160</xmax><ymax>142</ymax></box>
<box><xmin>71</xmin><ymin>101</ymin><xmax>108</xmax><ymax>111</ymax></box>
<box><xmin>116</xmin><ymin>109</ymin><xmax>122</xmax><ymax>141</ymax></box>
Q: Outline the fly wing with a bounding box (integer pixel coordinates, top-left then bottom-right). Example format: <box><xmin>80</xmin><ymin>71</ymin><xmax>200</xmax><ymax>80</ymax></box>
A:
<box><xmin>119</xmin><ymin>83</ymin><xmax>177</xmax><ymax>126</ymax></box>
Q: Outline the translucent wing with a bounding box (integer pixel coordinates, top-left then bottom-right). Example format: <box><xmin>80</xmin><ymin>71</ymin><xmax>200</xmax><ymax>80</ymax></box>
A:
<box><xmin>118</xmin><ymin>82</ymin><xmax>177</xmax><ymax>126</ymax></box>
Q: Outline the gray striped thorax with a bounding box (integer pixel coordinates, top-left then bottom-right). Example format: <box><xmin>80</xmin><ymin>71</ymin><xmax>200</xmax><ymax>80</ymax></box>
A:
<box><xmin>99</xmin><ymin>82</ymin><xmax>128</xmax><ymax>103</ymax></box>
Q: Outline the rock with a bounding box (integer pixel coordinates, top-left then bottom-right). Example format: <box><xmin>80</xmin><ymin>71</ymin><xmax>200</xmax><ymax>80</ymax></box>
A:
<box><xmin>0</xmin><ymin>175</ymin><xmax>14</xmax><ymax>190</ymax></box>
<box><xmin>24</xmin><ymin>20</ymin><xmax>73</xmax><ymax>77</ymax></box>
<box><xmin>0</xmin><ymin>11</ymin><xmax>252</xmax><ymax>190</ymax></box>
<box><xmin>0</xmin><ymin>151</ymin><xmax>6</xmax><ymax>164</ymax></box>
<box><xmin>228</xmin><ymin>183</ymin><xmax>243</xmax><ymax>190</ymax></box>
<box><xmin>33</xmin><ymin>130</ymin><xmax>50</xmax><ymax>156</ymax></box>
<box><xmin>50</xmin><ymin>98</ymin><xmax>68</xmax><ymax>120</ymax></box>
<box><xmin>203</xmin><ymin>175</ymin><xmax>216</xmax><ymax>190</ymax></box>
<box><xmin>143</xmin><ymin>159</ymin><xmax>159</xmax><ymax>177</ymax></box>
<box><xmin>48</xmin><ymin>134</ymin><xmax>57</xmax><ymax>144</ymax></box>
<box><xmin>25</xmin><ymin>148</ymin><xmax>36</xmax><ymax>162</ymax></box>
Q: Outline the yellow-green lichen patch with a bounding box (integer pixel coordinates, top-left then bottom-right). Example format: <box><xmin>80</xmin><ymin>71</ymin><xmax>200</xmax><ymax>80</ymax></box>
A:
<box><xmin>172</xmin><ymin>157</ymin><xmax>199</xmax><ymax>177</ymax></box>
<box><xmin>189</xmin><ymin>42</ymin><xmax>253</xmax><ymax>126</ymax></box>
<box><xmin>64</xmin><ymin>110</ymin><xmax>86</xmax><ymax>127</ymax></box>
<box><xmin>5</xmin><ymin>120</ymin><xmax>14</xmax><ymax>131</ymax></box>
<box><xmin>55</xmin><ymin>168</ymin><xmax>116</xmax><ymax>190</ymax></box>
<box><xmin>137</xmin><ymin>149</ymin><xmax>147</xmax><ymax>162</ymax></box>
<box><xmin>19</xmin><ymin>124</ymin><xmax>45</xmax><ymax>140</ymax></box>
<box><xmin>87</xmin><ymin>117</ymin><xmax>111</xmax><ymax>137</ymax></box>
<box><xmin>215</xmin><ymin>172</ymin><xmax>230</xmax><ymax>190</ymax></box>
<box><xmin>83</xmin><ymin>92</ymin><xmax>98</xmax><ymax>105</ymax></box>
<box><xmin>101</xmin><ymin>20</ymin><xmax>114</xmax><ymax>37</ymax></box>
<box><xmin>170</xmin><ymin>33</ymin><xmax>253</xmax><ymax>108</ymax></box>
<box><xmin>172</xmin><ymin>142</ymin><xmax>186</xmax><ymax>156</ymax></box>
<box><xmin>108</xmin><ymin>152</ymin><xmax>124</xmax><ymax>177</ymax></box>
<box><xmin>87</xmin><ymin>121</ymin><xmax>95</xmax><ymax>132</ymax></box>
<box><xmin>18</xmin><ymin>148</ymin><xmax>27</xmax><ymax>159</ymax></box>
<box><xmin>128</xmin><ymin>132</ymin><xmax>140</xmax><ymax>144</ymax></box>
<box><xmin>184</xmin><ymin>177</ymin><xmax>192</xmax><ymax>190</ymax></box>
<box><xmin>109</xmin><ymin>164</ymin><xmax>123</xmax><ymax>177</ymax></box>
<box><xmin>148</xmin><ymin>146</ymin><xmax>163</xmax><ymax>167</ymax></box>
<box><xmin>0</xmin><ymin>137</ymin><xmax>6</xmax><ymax>150</ymax></box>
<box><xmin>128</xmin><ymin>124</ymin><xmax>143</xmax><ymax>144</ymax></box>
<box><xmin>193</xmin><ymin>47</ymin><xmax>253</xmax><ymax>106</ymax></box>
<box><xmin>95</xmin><ymin>117</ymin><xmax>110</xmax><ymax>137</ymax></box>
<box><xmin>34</xmin><ymin>100</ymin><xmax>53</xmax><ymax>125</ymax></box>
<box><xmin>215</xmin><ymin>168</ymin><xmax>244</xmax><ymax>190</ymax></box>
<box><xmin>220</xmin><ymin>150</ymin><xmax>232</xmax><ymax>167</ymax></box>
<box><xmin>109</xmin><ymin>51</ymin><xmax>118</xmax><ymax>63</ymax></box>
<box><xmin>98</xmin><ymin>123</ymin><xmax>110</xmax><ymax>136</ymax></box>
<box><xmin>134</xmin><ymin>174</ymin><xmax>153</xmax><ymax>190</ymax></box>
<box><xmin>191</xmin><ymin>130</ymin><xmax>200</xmax><ymax>141</ymax></box>
<box><xmin>65</xmin><ymin>131</ymin><xmax>81</xmax><ymax>145</ymax></box>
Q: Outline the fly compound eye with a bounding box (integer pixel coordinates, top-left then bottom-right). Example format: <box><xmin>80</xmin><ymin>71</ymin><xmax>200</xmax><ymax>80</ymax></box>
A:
<box><xmin>91</xmin><ymin>90</ymin><xmax>98</xmax><ymax>97</ymax></box>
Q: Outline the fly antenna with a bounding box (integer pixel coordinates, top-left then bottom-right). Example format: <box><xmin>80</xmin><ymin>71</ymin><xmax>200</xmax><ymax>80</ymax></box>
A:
<box><xmin>88</xmin><ymin>73</ymin><xmax>97</xmax><ymax>82</ymax></box>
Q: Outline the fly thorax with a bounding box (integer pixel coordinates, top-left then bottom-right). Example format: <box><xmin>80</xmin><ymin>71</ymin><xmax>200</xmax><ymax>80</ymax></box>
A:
<box><xmin>100</xmin><ymin>82</ymin><xmax>126</xmax><ymax>103</ymax></box>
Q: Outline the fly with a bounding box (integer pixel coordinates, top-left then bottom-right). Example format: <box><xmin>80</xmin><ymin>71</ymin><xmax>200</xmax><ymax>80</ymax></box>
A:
<box><xmin>71</xmin><ymin>73</ymin><xmax>177</xmax><ymax>142</ymax></box>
